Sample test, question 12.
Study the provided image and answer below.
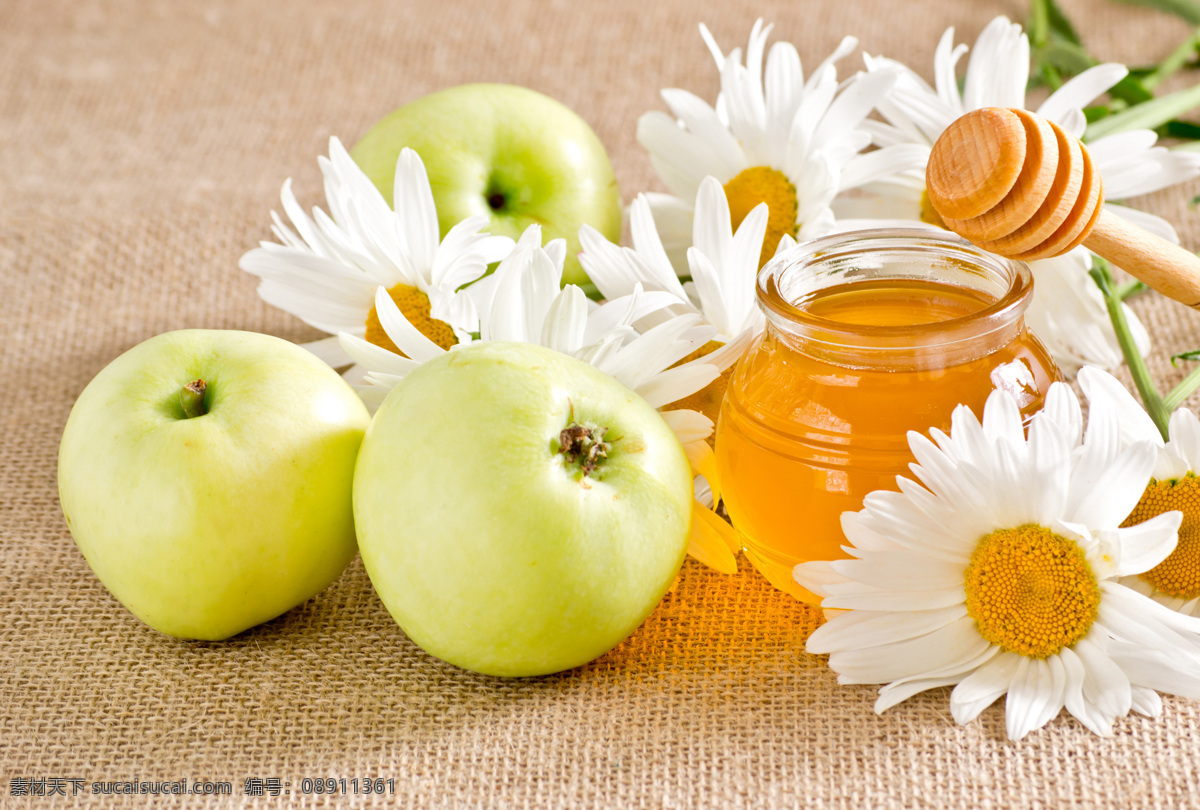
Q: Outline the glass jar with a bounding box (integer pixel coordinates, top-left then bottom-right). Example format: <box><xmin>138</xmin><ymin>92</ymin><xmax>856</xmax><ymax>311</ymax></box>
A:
<box><xmin>715</xmin><ymin>228</ymin><xmax>1061</xmax><ymax>603</ymax></box>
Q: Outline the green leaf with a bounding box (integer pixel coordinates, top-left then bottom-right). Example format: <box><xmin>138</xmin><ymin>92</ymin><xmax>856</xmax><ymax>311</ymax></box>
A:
<box><xmin>1171</xmin><ymin>349</ymin><xmax>1200</xmax><ymax>365</ymax></box>
<box><xmin>1039</xmin><ymin>40</ymin><xmax>1098</xmax><ymax>75</ymax></box>
<box><xmin>1028</xmin><ymin>0</ymin><xmax>1051</xmax><ymax>46</ymax></box>
<box><xmin>1109</xmin><ymin>0</ymin><xmax>1200</xmax><ymax>25</ymax></box>
<box><xmin>1085</xmin><ymin>83</ymin><xmax>1200</xmax><ymax>138</ymax></box>
<box><xmin>1109</xmin><ymin>74</ymin><xmax>1156</xmax><ymax>105</ymax></box>
<box><xmin>1141</xmin><ymin>30</ymin><xmax>1200</xmax><ymax>89</ymax></box>
<box><xmin>1028</xmin><ymin>0</ymin><xmax>1091</xmax><ymax>89</ymax></box>
<box><xmin>1172</xmin><ymin>140</ymin><xmax>1200</xmax><ymax>151</ymax></box>
<box><xmin>1030</xmin><ymin>40</ymin><xmax>1094</xmax><ymax>92</ymax></box>
<box><xmin>1034</xmin><ymin>61</ymin><xmax>1064</xmax><ymax>91</ymax></box>
<box><xmin>1164</xmin><ymin>119</ymin><xmax>1200</xmax><ymax>139</ymax></box>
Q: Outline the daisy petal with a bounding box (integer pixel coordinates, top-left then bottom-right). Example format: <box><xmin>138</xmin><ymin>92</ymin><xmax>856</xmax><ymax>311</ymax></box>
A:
<box><xmin>1073</xmin><ymin>635</ymin><xmax>1133</xmax><ymax>723</ymax></box>
<box><xmin>688</xmin><ymin>504</ymin><xmax>742</xmax><ymax>574</ymax></box>
<box><xmin>826</xmin><ymin>616</ymin><xmax>991</xmax><ymax>685</ymax></box>
<box><xmin>806</xmin><ymin>604</ymin><xmax>968</xmax><ymax>654</ymax></box>
<box><xmin>1041</xmin><ymin>380</ymin><xmax>1083</xmax><ymax>448</ymax></box>
<box><xmin>830</xmin><ymin>551</ymin><xmax>964</xmax><ymax>592</ymax></box>
<box><xmin>1037</xmin><ymin>64</ymin><xmax>1127</xmax><ymax>136</ymax></box>
<box><xmin>336</xmin><ymin>332</ymin><xmax>422</xmax><ymax>378</ymax></box>
<box><xmin>1004</xmin><ymin>657</ymin><xmax>1064</xmax><ymax>740</ymax></box>
<box><xmin>874</xmin><ymin>676</ymin><xmax>961</xmax><ymax>713</ymax></box>
<box><xmin>635</xmin><ymin>365</ymin><xmax>720</xmax><ymax>409</ymax></box>
<box><xmin>1105</xmin><ymin>203</ymin><xmax>1181</xmax><ymax>243</ymax></box>
<box><xmin>302</xmin><ymin>335</ymin><xmax>355</xmax><ymax>369</ymax></box>
<box><xmin>793</xmin><ymin>560</ymin><xmax>843</xmax><ymax>599</ymax></box>
<box><xmin>372</xmin><ymin>286</ymin><xmax>445</xmax><ymax>362</ymax></box>
<box><xmin>659</xmin><ymin>409</ymin><xmax>715</xmax><ymax>445</ymax></box>
<box><xmin>1166</xmin><ymin>408</ymin><xmax>1200</xmax><ymax>473</ymax></box>
<box><xmin>1078</xmin><ymin>366</ymin><xmax>1162</xmax><ymax>448</ymax></box>
<box><xmin>393</xmin><ymin>148</ymin><xmax>443</xmax><ymax>275</ymax></box>
<box><xmin>1130</xmin><ymin>686</ymin><xmax>1163</xmax><ymax>717</ymax></box>
<box><xmin>1113</xmin><ymin>645</ymin><xmax>1200</xmax><ymax>700</ymax></box>
<box><xmin>1069</xmin><ymin>441</ymin><xmax>1156</xmax><ymax>528</ymax></box>
<box><xmin>1109</xmin><ymin>511</ymin><xmax>1183</xmax><ymax>577</ymax></box>
<box><xmin>540</xmin><ymin>285</ymin><xmax>589</xmax><ymax>355</ymax></box>
<box><xmin>1059</xmin><ymin>645</ymin><xmax>1115</xmax><ymax>736</ymax></box>
<box><xmin>950</xmin><ymin>651</ymin><xmax>1022</xmax><ymax>724</ymax></box>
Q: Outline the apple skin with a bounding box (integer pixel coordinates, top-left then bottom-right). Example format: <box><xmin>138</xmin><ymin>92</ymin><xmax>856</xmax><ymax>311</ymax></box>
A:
<box><xmin>350</xmin><ymin>83</ymin><xmax>622</xmax><ymax>290</ymax></box>
<box><xmin>353</xmin><ymin>342</ymin><xmax>692</xmax><ymax>677</ymax></box>
<box><xmin>58</xmin><ymin>329</ymin><xmax>372</xmax><ymax>641</ymax></box>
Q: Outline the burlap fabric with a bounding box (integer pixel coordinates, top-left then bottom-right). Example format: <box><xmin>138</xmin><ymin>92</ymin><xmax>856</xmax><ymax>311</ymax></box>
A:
<box><xmin>5</xmin><ymin>0</ymin><xmax>1200</xmax><ymax>807</ymax></box>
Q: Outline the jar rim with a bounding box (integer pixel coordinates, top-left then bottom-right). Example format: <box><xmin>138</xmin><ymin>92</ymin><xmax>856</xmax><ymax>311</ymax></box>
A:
<box><xmin>757</xmin><ymin>226</ymin><xmax>1033</xmax><ymax>346</ymax></box>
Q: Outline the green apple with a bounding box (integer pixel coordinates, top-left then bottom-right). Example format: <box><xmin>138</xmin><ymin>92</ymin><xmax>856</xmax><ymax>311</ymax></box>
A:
<box><xmin>353</xmin><ymin>342</ymin><xmax>692</xmax><ymax>677</ymax></box>
<box><xmin>58</xmin><ymin>329</ymin><xmax>371</xmax><ymax>641</ymax></box>
<box><xmin>350</xmin><ymin>83</ymin><xmax>622</xmax><ymax>290</ymax></box>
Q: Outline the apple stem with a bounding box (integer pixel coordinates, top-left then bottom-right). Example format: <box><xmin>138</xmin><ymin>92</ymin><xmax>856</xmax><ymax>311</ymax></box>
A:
<box><xmin>559</xmin><ymin>422</ymin><xmax>610</xmax><ymax>478</ymax></box>
<box><xmin>180</xmin><ymin>379</ymin><xmax>208</xmax><ymax>419</ymax></box>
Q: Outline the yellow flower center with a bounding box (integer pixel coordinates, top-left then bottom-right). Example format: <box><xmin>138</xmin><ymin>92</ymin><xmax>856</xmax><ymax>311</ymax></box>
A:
<box><xmin>963</xmin><ymin>524</ymin><xmax>1100</xmax><ymax>659</ymax></box>
<box><xmin>1125</xmin><ymin>474</ymin><xmax>1200</xmax><ymax>599</ymax></box>
<box><xmin>722</xmin><ymin>167</ymin><xmax>799</xmax><ymax>268</ymax></box>
<box><xmin>364</xmin><ymin>283</ymin><xmax>459</xmax><ymax>356</ymax></box>
<box><xmin>919</xmin><ymin>188</ymin><xmax>947</xmax><ymax>229</ymax></box>
<box><xmin>665</xmin><ymin>340</ymin><xmax>732</xmax><ymax>445</ymax></box>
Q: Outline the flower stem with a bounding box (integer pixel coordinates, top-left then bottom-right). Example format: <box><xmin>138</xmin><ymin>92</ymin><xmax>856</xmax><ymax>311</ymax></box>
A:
<box><xmin>1165</xmin><ymin>363</ymin><xmax>1200</xmax><ymax>411</ymax></box>
<box><xmin>1089</xmin><ymin>260</ymin><xmax>1170</xmax><ymax>440</ymax></box>
<box><xmin>180</xmin><ymin>379</ymin><xmax>208</xmax><ymax>419</ymax></box>
<box><xmin>1029</xmin><ymin>0</ymin><xmax>1047</xmax><ymax>43</ymax></box>
<box><xmin>1116</xmin><ymin>279</ymin><xmax>1150</xmax><ymax>301</ymax></box>
<box><xmin>1142</xmin><ymin>30</ymin><xmax>1200</xmax><ymax>92</ymax></box>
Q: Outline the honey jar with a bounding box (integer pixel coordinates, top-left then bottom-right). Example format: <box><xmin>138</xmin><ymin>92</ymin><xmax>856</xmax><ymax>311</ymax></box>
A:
<box><xmin>715</xmin><ymin>228</ymin><xmax>1061</xmax><ymax>603</ymax></box>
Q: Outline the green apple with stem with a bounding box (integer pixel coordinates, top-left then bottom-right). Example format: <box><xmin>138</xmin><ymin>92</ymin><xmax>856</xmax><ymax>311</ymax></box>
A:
<box><xmin>353</xmin><ymin>342</ymin><xmax>693</xmax><ymax>677</ymax></box>
<box><xmin>58</xmin><ymin>329</ymin><xmax>372</xmax><ymax>641</ymax></box>
<box><xmin>350</xmin><ymin>83</ymin><xmax>622</xmax><ymax>293</ymax></box>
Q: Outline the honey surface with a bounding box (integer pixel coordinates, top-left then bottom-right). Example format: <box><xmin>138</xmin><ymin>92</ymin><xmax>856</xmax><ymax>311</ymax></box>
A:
<box><xmin>715</xmin><ymin>279</ymin><xmax>1058</xmax><ymax>602</ymax></box>
<box><xmin>802</xmin><ymin>279</ymin><xmax>992</xmax><ymax>325</ymax></box>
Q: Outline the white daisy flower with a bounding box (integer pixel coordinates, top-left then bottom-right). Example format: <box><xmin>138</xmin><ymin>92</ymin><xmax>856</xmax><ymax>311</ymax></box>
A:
<box><xmin>580</xmin><ymin>177</ymin><xmax>766</xmax><ymax>410</ymax></box>
<box><xmin>338</xmin><ymin>225</ymin><xmax>722</xmax><ymax>416</ymax></box>
<box><xmin>636</xmin><ymin>19</ymin><xmax>927</xmax><ymax>273</ymax></box>
<box><xmin>583</xmin><ymin>178</ymin><xmax>767</xmax><ymax>340</ymax></box>
<box><xmin>579</xmin><ymin>178</ymin><xmax>766</xmax><ymax>574</ymax></box>
<box><xmin>837</xmin><ymin>15</ymin><xmax>1200</xmax><ymax>373</ymax></box>
<box><xmin>1079</xmin><ymin>366</ymin><xmax>1200</xmax><ymax>617</ymax></box>
<box><xmin>239</xmin><ymin>137</ymin><xmax>514</xmax><ymax>378</ymax></box>
<box><xmin>794</xmin><ymin>381</ymin><xmax>1200</xmax><ymax>740</ymax></box>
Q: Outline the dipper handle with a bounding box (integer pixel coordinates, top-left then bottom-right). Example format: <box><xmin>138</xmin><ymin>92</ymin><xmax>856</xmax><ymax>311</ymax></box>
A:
<box><xmin>1086</xmin><ymin>209</ymin><xmax>1200</xmax><ymax>308</ymax></box>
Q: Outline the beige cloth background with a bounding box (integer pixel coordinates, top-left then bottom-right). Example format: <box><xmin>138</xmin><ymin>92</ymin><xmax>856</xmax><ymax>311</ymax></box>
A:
<box><xmin>5</xmin><ymin>0</ymin><xmax>1200</xmax><ymax>807</ymax></box>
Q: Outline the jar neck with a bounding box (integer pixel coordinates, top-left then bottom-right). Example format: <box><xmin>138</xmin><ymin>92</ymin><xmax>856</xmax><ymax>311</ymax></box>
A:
<box><xmin>758</xmin><ymin>228</ymin><xmax>1034</xmax><ymax>371</ymax></box>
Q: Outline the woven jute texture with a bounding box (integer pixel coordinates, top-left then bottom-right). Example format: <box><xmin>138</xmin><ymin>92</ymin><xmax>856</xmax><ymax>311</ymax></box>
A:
<box><xmin>6</xmin><ymin>0</ymin><xmax>1200</xmax><ymax>807</ymax></box>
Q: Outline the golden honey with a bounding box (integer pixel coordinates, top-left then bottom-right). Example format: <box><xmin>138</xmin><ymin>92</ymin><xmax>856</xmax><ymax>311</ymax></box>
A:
<box><xmin>715</xmin><ymin>229</ymin><xmax>1060</xmax><ymax>603</ymax></box>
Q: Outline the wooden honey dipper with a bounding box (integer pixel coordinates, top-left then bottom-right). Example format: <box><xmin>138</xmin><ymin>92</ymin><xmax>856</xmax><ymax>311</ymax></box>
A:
<box><xmin>926</xmin><ymin>106</ymin><xmax>1200</xmax><ymax>309</ymax></box>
